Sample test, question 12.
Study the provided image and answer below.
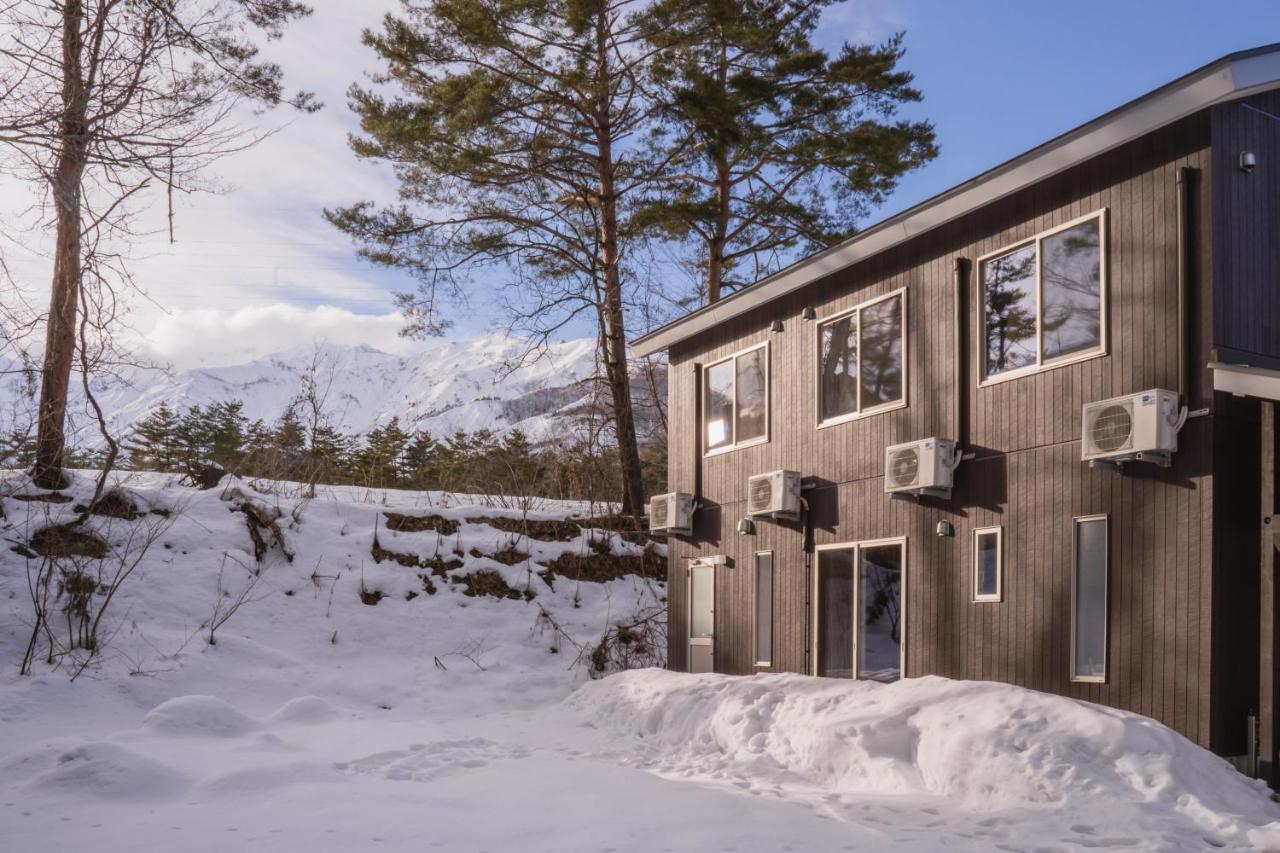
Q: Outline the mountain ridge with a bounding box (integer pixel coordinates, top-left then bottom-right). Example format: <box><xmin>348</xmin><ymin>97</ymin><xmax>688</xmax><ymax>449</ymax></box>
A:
<box><xmin>0</xmin><ymin>334</ymin><xmax>662</xmax><ymax>447</ymax></box>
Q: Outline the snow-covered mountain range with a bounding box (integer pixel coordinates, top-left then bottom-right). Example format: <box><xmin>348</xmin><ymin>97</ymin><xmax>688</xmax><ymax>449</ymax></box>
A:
<box><xmin>0</xmin><ymin>333</ymin><xmax>661</xmax><ymax>445</ymax></box>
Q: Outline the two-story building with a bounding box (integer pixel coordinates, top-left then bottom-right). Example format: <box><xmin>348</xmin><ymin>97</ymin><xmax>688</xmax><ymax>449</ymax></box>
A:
<box><xmin>634</xmin><ymin>45</ymin><xmax>1280</xmax><ymax>781</ymax></box>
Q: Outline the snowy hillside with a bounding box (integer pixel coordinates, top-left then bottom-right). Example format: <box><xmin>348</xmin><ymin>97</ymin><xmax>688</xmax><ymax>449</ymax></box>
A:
<box><xmin>0</xmin><ymin>333</ymin><xmax>660</xmax><ymax>445</ymax></box>
<box><xmin>2</xmin><ymin>472</ymin><xmax>1279</xmax><ymax>852</ymax></box>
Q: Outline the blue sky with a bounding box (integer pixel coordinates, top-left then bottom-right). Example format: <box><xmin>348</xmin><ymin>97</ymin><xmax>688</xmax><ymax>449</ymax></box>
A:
<box><xmin>3</xmin><ymin>1</ymin><xmax>1275</xmax><ymax>369</ymax></box>
<box><xmin>831</xmin><ymin>0</ymin><xmax>1278</xmax><ymax>217</ymax></box>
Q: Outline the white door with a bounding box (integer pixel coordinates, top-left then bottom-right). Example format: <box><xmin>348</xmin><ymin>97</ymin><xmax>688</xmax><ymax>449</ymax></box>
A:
<box><xmin>688</xmin><ymin>560</ymin><xmax>715</xmax><ymax>673</ymax></box>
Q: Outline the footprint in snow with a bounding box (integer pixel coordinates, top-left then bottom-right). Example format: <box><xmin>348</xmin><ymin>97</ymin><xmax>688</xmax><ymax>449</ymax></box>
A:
<box><xmin>336</xmin><ymin>738</ymin><xmax>532</xmax><ymax>783</ymax></box>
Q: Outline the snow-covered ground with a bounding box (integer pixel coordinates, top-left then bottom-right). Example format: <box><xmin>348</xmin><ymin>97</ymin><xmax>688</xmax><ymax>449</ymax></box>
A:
<box><xmin>2</xmin><ymin>472</ymin><xmax>1279</xmax><ymax>852</ymax></box>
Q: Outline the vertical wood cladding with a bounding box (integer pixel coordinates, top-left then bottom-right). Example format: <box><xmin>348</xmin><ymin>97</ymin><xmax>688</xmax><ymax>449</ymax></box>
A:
<box><xmin>664</xmin><ymin>111</ymin><xmax>1220</xmax><ymax>747</ymax></box>
<box><xmin>1212</xmin><ymin>92</ymin><xmax>1280</xmax><ymax>370</ymax></box>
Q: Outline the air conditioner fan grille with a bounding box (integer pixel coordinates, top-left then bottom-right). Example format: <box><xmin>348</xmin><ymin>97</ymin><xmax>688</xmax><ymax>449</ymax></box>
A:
<box><xmin>1091</xmin><ymin>403</ymin><xmax>1134</xmax><ymax>454</ymax></box>
<box><xmin>888</xmin><ymin>448</ymin><xmax>921</xmax><ymax>489</ymax></box>
<box><xmin>748</xmin><ymin>477</ymin><xmax>774</xmax><ymax>513</ymax></box>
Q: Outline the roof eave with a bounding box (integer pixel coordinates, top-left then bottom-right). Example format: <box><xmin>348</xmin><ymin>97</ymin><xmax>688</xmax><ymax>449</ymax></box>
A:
<box><xmin>632</xmin><ymin>45</ymin><xmax>1280</xmax><ymax>358</ymax></box>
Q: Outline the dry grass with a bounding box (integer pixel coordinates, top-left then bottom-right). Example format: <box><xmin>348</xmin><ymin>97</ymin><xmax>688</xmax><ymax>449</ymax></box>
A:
<box><xmin>541</xmin><ymin>545</ymin><xmax>665</xmax><ymax>584</ymax></box>
<box><xmin>29</xmin><ymin>524</ymin><xmax>110</xmax><ymax>559</ymax></box>
<box><xmin>454</xmin><ymin>569</ymin><xmax>523</xmax><ymax>600</ymax></box>
<box><xmin>75</xmin><ymin>489</ymin><xmax>141</xmax><ymax>520</ymax></box>
<box><xmin>383</xmin><ymin>512</ymin><xmax>459</xmax><ymax>535</ymax></box>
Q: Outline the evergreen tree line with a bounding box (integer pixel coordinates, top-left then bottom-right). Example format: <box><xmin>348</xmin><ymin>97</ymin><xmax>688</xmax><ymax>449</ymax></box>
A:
<box><xmin>0</xmin><ymin>401</ymin><xmax>666</xmax><ymax>503</ymax></box>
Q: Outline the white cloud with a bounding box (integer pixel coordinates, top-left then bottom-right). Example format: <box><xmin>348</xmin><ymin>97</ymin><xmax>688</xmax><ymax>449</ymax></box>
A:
<box><xmin>0</xmin><ymin>0</ymin><xmax>446</xmax><ymax>355</ymax></box>
<box><xmin>136</xmin><ymin>303</ymin><xmax>429</xmax><ymax>370</ymax></box>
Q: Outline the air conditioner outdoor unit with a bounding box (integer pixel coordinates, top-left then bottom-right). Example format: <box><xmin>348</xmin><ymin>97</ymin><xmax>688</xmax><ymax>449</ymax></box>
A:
<box><xmin>884</xmin><ymin>437</ymin><xmax>959</xmax><ymax>498</ymax></box>
<box><xmin>648</xmin><ymin>492</ymin><xmax>694</xmax><ymax>535</ymax></box>
<box><xmin>1081</xmin><ymin>388</ymin><xmax>1181</xmax><ymax>467</ymax></box>
<box><xmin>746</xmin><ymin>470</ymin><xmax>802</xmax><ymax>519</ymax></box>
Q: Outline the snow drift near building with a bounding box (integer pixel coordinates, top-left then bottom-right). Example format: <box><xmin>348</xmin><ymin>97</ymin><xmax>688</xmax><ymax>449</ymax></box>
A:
<box><xmin>566</xmin><ymin>669</ymin><xmax>1280</xmax><ymax>849</ymax></box>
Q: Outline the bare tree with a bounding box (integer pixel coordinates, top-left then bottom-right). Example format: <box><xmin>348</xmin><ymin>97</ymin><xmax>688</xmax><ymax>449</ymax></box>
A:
<box><xmin>0</xmin><ymin>0</ymin><xmax>318</xmax><ymax>488</ymax></box>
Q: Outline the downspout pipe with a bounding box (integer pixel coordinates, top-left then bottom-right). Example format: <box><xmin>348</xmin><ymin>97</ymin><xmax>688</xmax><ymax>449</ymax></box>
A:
<box><xmin>1176</xmin><ymin>167</ymin><xmax>1197</xmax><ymax>407</ymax></box>
<box><xmin>954</xmin><ymin>258</ymin><xmax>971</xmax><ymax>450</ymax></box>
<box><xmin>692</xmin><ymin>362</ymin><xmax>703</xmax><ymax>504</ymax></box>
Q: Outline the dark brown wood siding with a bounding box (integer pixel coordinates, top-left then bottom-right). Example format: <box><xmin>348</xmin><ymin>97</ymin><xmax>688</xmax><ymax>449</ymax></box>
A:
<box><xmin>1211</xmin><ymin>91</ymin><xmax>1280</xmax><ymax>370</ymax></box>
<box><xmin>664</xmin><ymin>110</ymin><xmax>1221</xmax><ymax>748</ymax></box>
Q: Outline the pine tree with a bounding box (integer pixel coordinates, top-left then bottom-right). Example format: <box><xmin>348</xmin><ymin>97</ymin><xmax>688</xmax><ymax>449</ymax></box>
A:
<box><xmin>124</xmin><ymin>402</ymin><xmax>181</xmax><ymax>470</ymax></box>
<box><xmin>355</xmin><ymin>417</ymin><xmax>411</xmax><ymax>488</ymax></box>
<box><xmin>272</xmin><ymin>405</ymin><xmax>307</xmax><ymax>479</ymax></box>
<box><xmin>208</xmin><ymin>400</ymin><xmax>248</xmax><ymax>471</ymax></box>
<box><xmin>175</xmin><ymin>405</ymin><xmax>213</xmax><ymax>465</ymax></box>
<box><xmin>640</xmin><ymin>2</ymin><xmax>937</xmax><ymax>303</ymax></box>
<box><xmin>328</xmin><ymin>0</ymin><xmax>656</xmax><ymax>518</ymax></box>
<box><xmin>306</xmin><ymin>424</ymin><xmax>351</xmax><ymax>487</ymax></box>
<box><xmin>402</xmin><ymin>430</ymin><xmax>441</xmax><ymax>490</ymax></box>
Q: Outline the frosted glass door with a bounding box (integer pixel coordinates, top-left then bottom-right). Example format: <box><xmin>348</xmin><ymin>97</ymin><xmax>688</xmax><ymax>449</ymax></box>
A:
<box><xmin>688</xmin><ymin>562</ymin><xmax>714</xmax><ymax>673</ymax></box>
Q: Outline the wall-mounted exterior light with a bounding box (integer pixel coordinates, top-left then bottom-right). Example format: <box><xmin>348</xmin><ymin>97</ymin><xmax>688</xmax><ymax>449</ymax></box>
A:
<box><xmin>737</xmin><ymin>518</ymin><xmax>756</xmax><ymax>536</ymax></box>
<box><xmin>1241</xmin><ymin>151</ymin><xmax>1257</xmax><ymax>173</ymax></box>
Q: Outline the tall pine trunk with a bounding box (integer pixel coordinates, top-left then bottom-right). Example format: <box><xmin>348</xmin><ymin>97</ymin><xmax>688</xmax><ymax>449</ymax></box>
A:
<box><xmin>705</xmin><ymin>31</ymin><xmax>730</xmax><ymax>306</ymax></box>
<box><xmin>594</xmin><ymin>11</ymin><xmax>646</xmax><ymax>520</ymax></box>
<box><xmin>32</xmin><ymin>1</ymin><xmax>87</xmax><ymax>489</ymax></box>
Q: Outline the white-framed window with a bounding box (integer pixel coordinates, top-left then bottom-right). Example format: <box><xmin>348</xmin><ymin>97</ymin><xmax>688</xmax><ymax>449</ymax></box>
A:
<box><xmin>703</xmin><ymin>342</ymin><xmax>768</xmax><ymax>455</ymax></box>
<box><xmin>978</xmin><ymin>210</ymin><xmax>1107</xmax><ymax>385</ymax></box>
<box><xmin>973</xmin><ymin>526</ymin><xmax>1002</xmax><ymax>602</ymax></box>
<box><xmin>816</xmin><ymin>289</ymin><xmax>907</xmax><ymax>426</ymax></box>
<box><xmin>754</xmin><ymin>551</ymin><xmax>773</xmax><ymax>666</ymax></box>
<box><xmin>1071</xmin><ymin>514</ymin><xmax>1109</xmax><ymax>683</ymax></box>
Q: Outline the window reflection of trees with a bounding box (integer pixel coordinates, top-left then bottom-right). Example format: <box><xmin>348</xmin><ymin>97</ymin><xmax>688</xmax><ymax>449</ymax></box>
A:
<box><xmin>705</xmin><ymin>360</ymin><xmax>734</xmax><ymax>449</ymax></box>
<box><xmin>1041</xmin><ymin>221</ymin><xmax>1101</xmax><ymax>360</ymax></box>
<box><xmin>735</xmin><ymin>348</ymin><xmax>766</xmax><ymax>440</ymax></box>
<box><xmin>819</xmin><ymin>316</ymin><xmax>857</xmax><ymax>420</ymax></box>
<box><xmin>983</xmin><ymin>245</ymin><xmax>1037</xmax><ymax>376</ymax></box>
<box><xmin>859</xmin><ymin>296</ymin><xmax>902</xmax><ymax>408</ymax></box>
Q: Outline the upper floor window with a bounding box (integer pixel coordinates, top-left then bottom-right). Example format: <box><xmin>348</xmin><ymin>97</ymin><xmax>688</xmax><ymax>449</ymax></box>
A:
<box><xmin>979</xmin><ymin>210</ymin><xmax>1107</xmax><ymax>383</ymax></box>
<box><xmin>704</xmin><ymin>342</ymin><xmax>768</xmax><ymax>453</ymax></box>
<box><xmin>817</xmin><ymin>290</ymin><xmax>906</xmax><ymax>426</ymax></box>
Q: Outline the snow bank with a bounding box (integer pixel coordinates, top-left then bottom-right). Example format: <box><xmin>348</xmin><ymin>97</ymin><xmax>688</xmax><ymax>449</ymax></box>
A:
<box><xmin>568</xmin><ymin>669</ymin><xmax>1280</xmax><ymax>848</ymax></box>
<box><xmin>24</xmin><ymin>742</ymin><xmax>189</xmax><ymax>801</ymax></box>
<box><xmin>143</xmin><ymin>695</ymin><xmax>258</xmax><ymax>738</ymax></box>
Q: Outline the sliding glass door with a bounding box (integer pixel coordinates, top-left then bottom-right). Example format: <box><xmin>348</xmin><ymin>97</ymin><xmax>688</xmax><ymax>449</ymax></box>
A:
<box><xmin>815</xmin><ymin>540</ymin><xmax>905</xmax><ymax>682</ymax></box>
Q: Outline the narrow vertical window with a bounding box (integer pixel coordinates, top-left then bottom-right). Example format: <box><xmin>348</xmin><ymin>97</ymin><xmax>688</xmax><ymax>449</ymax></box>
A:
<box><xmin>973</xmin><ymin>526</ymin><xmax>1002</xmax><ymax>602</ymax></box>
<box><xmin>754</xmin><ymin>551</ymin><xmax>773</xmax><ymax>666</ymax></box>
<box><xmin>1072</xmin><ymin>516</ymin><xmax>1108</xmax><ymax>682</ymax></box>
<box><xmin>702</xmin><ymin>343</ymin><xmax>769</xmax><ymax>453</ymax></box>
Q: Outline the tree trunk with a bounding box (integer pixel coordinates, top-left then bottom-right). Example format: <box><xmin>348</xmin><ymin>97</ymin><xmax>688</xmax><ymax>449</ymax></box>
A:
<box><xmin>594</xmin><ymin>11</ymin><xmax>646</xmax><ymax>521</ymax></box>
<box><xmin>32</xmin><ymin>0</ymin><xmax>87</xmax><ymax>490</ymax></box>
<box><xmin>706</xmin><ymin>31</ymin><xmax>731</xmax><ymax>307</ymax></box>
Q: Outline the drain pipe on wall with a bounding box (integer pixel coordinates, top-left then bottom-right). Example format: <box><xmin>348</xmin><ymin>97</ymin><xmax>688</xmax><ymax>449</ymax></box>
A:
<box><xmin>799</xmin><ymin>487</ymin><xmax>816</xmax><ymax>677</ymax></box>
<box><xmin>691</xmin><ymin>361</ymin><xmax>703</xmax><ymax>507</ymax></box>
<box><xmin>954</xmin><ymin>258</ymin><xmax>971</xmax><ymax>451</ymax></box>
